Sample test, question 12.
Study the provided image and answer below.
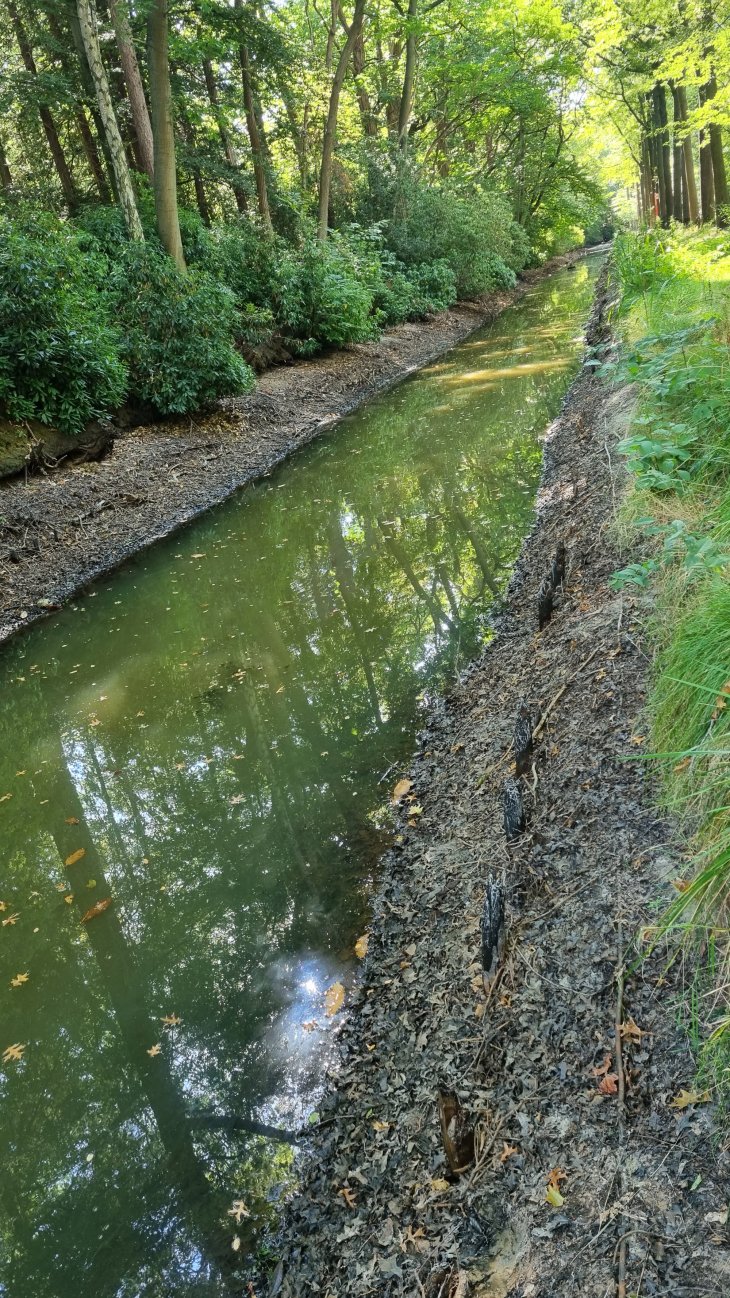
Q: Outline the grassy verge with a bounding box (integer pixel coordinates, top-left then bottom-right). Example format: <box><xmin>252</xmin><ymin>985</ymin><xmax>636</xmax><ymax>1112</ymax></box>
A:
<box><xmin>610</xmin><ymin>227</ymin><xmax>730</xmax><ymax>1105</ymax></box>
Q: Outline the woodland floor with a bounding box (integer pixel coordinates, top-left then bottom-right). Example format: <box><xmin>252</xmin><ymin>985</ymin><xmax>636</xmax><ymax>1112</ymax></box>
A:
<box><xmin>0</xmin><ymin>247</ymin><xmax>593</xmax><ymax>646</ymax></box>
<box><xmin>270</xmin><ymin>272</ymin><xmax>730</xmax><ymax>1297</ymax></box>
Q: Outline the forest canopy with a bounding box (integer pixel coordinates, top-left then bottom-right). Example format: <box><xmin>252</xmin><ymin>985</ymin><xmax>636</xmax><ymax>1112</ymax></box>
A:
<box><xmin>0</xmin><ymin>0</ymin><xmax>727</xmax><ymax>430</ymax></box>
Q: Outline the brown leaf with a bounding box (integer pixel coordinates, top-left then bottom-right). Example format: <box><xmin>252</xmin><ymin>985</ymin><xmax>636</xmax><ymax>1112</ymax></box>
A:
<box><xmin>80</xmin><ymin>898</ymin><xmax>112</xmax><ymax>923</ymax></box>
<box><xmin>2</xmin><ymin>1043</ymin><xmax>25</xmax><ymax>1063</ymax></box>
<box><xmin>670</xmin><ymin>1087</ymin><xmax>711</xmax><ymax>1110</ymax></box>
<box><xmin>338</xmin><ymin>1186</ymin><xmax>356</xmax><ymax>1209</ymax></box>
<box><xmin>619</xmin><ymin>1016</ymin><xmax>646</xmax><ymax>1044</ymax></box>
<box><xmin>64</xmin><ymin>849</ymin><xmax>86</xmax><ymax>867</ymax></box>
<box><xmin>354</xmin><ymin>934</ymin><xmax>369</xmax><ymax>959</ymax></box>
<box><xmin>499</xmin><ymin>1142</ymin><xmax>519</xmax><ymax>1162</ymax></box>
<box><xmin>591</xmin><ymin>1053</ymin><xmax>613</xmax><ymax>1077</ymax></box>
<box><xmin>2</xmin><ymin>913</ymin><xmax>19</xmax><ymax>926</ymax></box>
<box><xmin>598</xmin><ymin>1073</ymin><xmax>619</xmax><ymax>1095</ymax></box>
<box><xmin>147</xmin><ymin>1043</ymin><xmax>162</xmax><ymax>1057</ymax></box>
<box><xmin>324</xmin><ymin>981</ymin><xmax>345</xmax><ymax>1017</ymax></box>
<box><xmin>391</xmin><ymin>778</ymin><xmax>412</xmax><ymax>804</ymax></box>
<box><xmin>161</xmin><ymin>1014</ymin><xmax>181</xmax><ymax>1027</ymax></box>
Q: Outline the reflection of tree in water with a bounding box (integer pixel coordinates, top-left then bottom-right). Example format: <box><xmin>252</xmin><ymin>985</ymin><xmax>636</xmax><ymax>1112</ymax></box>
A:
<box><xmin>0</xmin><ymin>264</ymin><xmax>601</xmax><ymax>1296</ymax></box>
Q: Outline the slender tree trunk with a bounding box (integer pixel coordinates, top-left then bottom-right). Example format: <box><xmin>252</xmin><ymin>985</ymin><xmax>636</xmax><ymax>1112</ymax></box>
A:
<box><xmin>109</xmin><ymin>0</ymin><xmax>154</xmax><ymax>181</ymax></box>
<box><xmin>676</xmin><ymin>85</ymin><xmax>699</xmax><ymax>223</ymax></box>
<box><xmin>176</xmin><ymin>104</ymin><xmax>211</xmax><ymax>225</ymax></box>
<box><xmin>238</xmin><ymin>39</ymin><xmax>273</xmax><ymax>233</ymax></box>
<box><xmin>75</xmin><ymin>105</ymin><xmax>111</xmax><ymax>199</ymax></box>
<box><xmin>640</xmin><ymin>133</ymin><xmax>652</xmax><ymax>223</ymax></box>
<box><xmin>147</xmin><ymin>0</ymin><xmax>185</xmax><ymax>268</ymax></box>
<box><xmin>0</xmin><ymin>139</ymin><xmax>12</xmax><ymax>190</ymax></box>
<box><xmin>652</xmin><ymin>83</ymin><xmax>672</xmax><ymax>226</ymax></box>
<box><xmin>6</xmin><ymin>0</ymin><xmax>77</xmax><ymax>208</ymax></box>
<box><xmin>65</xmin><ymin>5</ymin><xmax>119</xmax><ymax>199</ymax></box>
<box><xmin>352</xmin><ymin>27</ymin><xmax>377</xmax><ymax>137</ymax></box>
<box><xmin>43</xmin><ymin>7</ymin><xmax>112</xmax><ymax>201</ymax></box>
<box><xmin>201</xmin><ymin>57</ymin><xmax>248</xmax><ymax>214</ymax></box>
<box><xmin>317</xmin><ymin>0</ymin><xmax>366</xmax><ymax>240</ymax></box>
<box><xmin>397</xmin><ymin>0</ymin><xmax>417</xmax><ymax>149</ymax></box>
<box><xmin>76</xmin><ymin>0</ymin><xmax>144</xmax><ymax>239</ymax></box>
<box><xmin>698</xmin><ymin>84</ymin><xmax>716</xmax><ymax>222</ymax></box>
<box><xmin>704</xmin><ymin>73</ymin><xmax>729</xmax><ymax>225</ymax></box>
<box><xmin>671</xmin><ymin>85</ymin><xmax>685</xmax><ymax>221</ymax></box>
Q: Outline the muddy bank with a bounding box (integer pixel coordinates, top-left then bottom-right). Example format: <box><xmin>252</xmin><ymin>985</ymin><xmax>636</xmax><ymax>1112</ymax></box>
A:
<box><xmin>0</xmin><ymin>246</ymin><xmax>603</xmax><ymax>646</ymax></box>
<box><xmin>270</xmin><ymin>271</ymin><xmax>730</xmax><ymax>1295</ymax></box>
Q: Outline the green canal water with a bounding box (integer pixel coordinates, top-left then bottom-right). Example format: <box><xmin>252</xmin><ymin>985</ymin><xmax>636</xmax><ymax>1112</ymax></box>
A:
<box><xmin>0</xmin><ymin>258</ymin><xmax>600</xmax><ymax>1297</ymax></box>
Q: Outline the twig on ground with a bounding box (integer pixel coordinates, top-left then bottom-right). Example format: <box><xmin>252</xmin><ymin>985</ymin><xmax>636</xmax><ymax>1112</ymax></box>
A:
<box><xmin>532</xmin><ymin>645</ymin><xmax>602</xmax><ymax>742</ymax></box>
<box><xmin>615</xmin><ymin>923</ymin><xmax>627</xmax><ymax>1298</ymax></box>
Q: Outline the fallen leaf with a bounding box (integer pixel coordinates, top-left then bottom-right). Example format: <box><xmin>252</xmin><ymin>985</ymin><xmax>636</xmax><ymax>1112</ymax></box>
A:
<box><xmin>2</xmin><ymin>913</ymin><xmax>19</xmax><ymax>926</ymax></box>
<box><xmin>705</xmin><ymin>1206</ymin><xmax>729</xmax><ymax>1226</ymax></box>
<box><xmin>598</xmin><ymin>1073</ymin><xmax>619</xmax><ymax>1095</ymax></box>
<box><xmin>227</xmin><ymin>1199</ymin><xmax>250</xmax><ymax>1224</ymax></box>
<box><xmin>546</xmin><ymin>1184</ymin><xmax>564</xmax><ymax>1207</ymax></box>
<box><xmin>591</xmin><ymin>1053</ymin><xmax>613</xmax><ymax>1077</ymax></box>
<box><xmin>500</xmin><ymin>1142</ymin><xmax>519</xmax><ymax>1162</ymax></box>
<box><xmin>673</xmin><ymin>757</ymin><xmax>691</xmax><ymax>774</ymax></box>
<box><xmin>147</xmin><ymin>1043</ymin><xmax>162</xmax><ymax>1057</ymax></box>
<box><xmin>63</xmin><ymin>895</ymin><xmax>74</xmax><ymax>905</ymax></box>
<box><xmin>301</xmin><ymin>1020</ymin><xmax>318</xmax><ymax>1032</ymax></box>
<box><xmin>161</xmin><ymin>1014</ymin><xmax>181</xmax><ymax>1027</ymax></box>
<box><xmin>80</xmin><ymin>898</ymin><xmax>112</xmax><ymax>923</ymax></box>
<box><xmin>619</xmin><ymin>1017</ymin><xmax>646</xmax><ymax>1044</ymax></box>
<box><xmin>354</xmin><ymin>934</ymin><xmax>369</xmax><ymax>959</ymax></box>
<box><xmin>670</xmin><ymin>1087</ymin><xmax>711</xmax><ymax>1110</ymax></box>
<box><xmin>672</xmin><ymin>877</ymin><xmax>691</xmax><ymax>893</ymax></box>
<box><xmin>0</xmin><ymin>793</ymin><xmax>13</xmax><ymax>803</ymax></box>
<box><xmin>10</xmin><ymin>973</ymin><xmax>29</xmax><ymax>988</ymax></box>
<box><xmin>429</xmin><ymin>1178</ymin><xmax>450</xmax><ymax>1193</ymax></box>
<box><xmin>229</xmin><ymin>794</ymin><xmax>245</xmax><ymax>805</ymax></box>
<box><xmin>391</xmin><ymin>778</ymin><xmax>412</xmax><ymax>804</ymax></box>
<box><xmin>325</xmin><ymin>981</ymin><xmax>345</xmax><ymax>1017</ymax></box>
<box><xmin>0</xmin><ymin>902</ymin><xmax>6</xmax><ymax>911</ymax></box>
<box><xmin>64</xmin><ymin>849</ymin><xmax>86</xmax><ymax>867</ymax></box>
<box><xmin>338</xmin><ymin>1186</ymin><xmax>356</xmax><ymax>1209</ymax></box>
<box><xmin>372</xmin><ymin>1120</ymin><xmax>390</xmax><ymax>1132</ymax></box>
<box><xmin>630</xmin><ymin>734</ymin><xmax>646</xmax><ymax>746</ymax></box>
<box><xmin>2</xmin><ymin>1043</ymin><xmax>25</xmax><ymax>1063</ymax></box>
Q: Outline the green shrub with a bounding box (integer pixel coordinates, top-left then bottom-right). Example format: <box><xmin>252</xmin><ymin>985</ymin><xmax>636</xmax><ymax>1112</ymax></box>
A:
<box><xmin>0</xmin><ymin>214</ymin><xmax>126</xmax><ymax>434</ymax></box>
<box><xmin>110</xmin><ymin>244</ymin><xmax>253</xmax><ymax>415</ymax></box>
<box><xmin>272</xmin><ymin>235</ymin><xmax>377</xmax><ymax>351</ymax></box>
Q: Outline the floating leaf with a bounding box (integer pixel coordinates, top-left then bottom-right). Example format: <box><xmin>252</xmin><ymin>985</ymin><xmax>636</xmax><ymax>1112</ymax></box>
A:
<box><xmin>10</xmin><ymin>973</ymin><xmax>28</xmax><ymax>989</ymax></box>
<box><xmin>324</xmin><ymin>981</ymin><xmax>345</xmax><ymax>1017</ymax></box>
<box><xmin>64</xmin><ymin>817</ymin><xmax>80</xmax><ymax>826</ymax></box>
<box><xmin>161</xmin><ymin>1014</ymin><xmax>181</xmax><ymax>1027</ymax></box>
<box><xmin>80</xmin><ymin>898</ymin><xmax>112</xmax><ymax>923</ymax></box>
<box><xmin>63</xmin><ymin>895</ymin><xmax>74</xmax><ymax>905</ymax></box>
<box><xmin>231</xmin><ymin>1236</ymin><xmax>241</xmax><ymax>1252</ymax></box>
<box><xmin>64</xmin><ymin>849</ymin><xmax>86</xmax><ymax>867</ymax></box>
<box><xmin>147</xmin><ymin>1043</ymin><xmax>162</xmax><ymax>1057</ymax></box>
<box><xmin>391</xmin><ymin>778</ymin><xmax>412</xmax><ymax>804</ymax></box>
<box><xmin>2</xmin><ymin>1043</ymin><xmax>25</xmax><ymax>1063</ymax></box>
<box><xmin>0</xmin><ymin>794</ymin><xmax>13</xmax><ymax>803</ymax></box>
<box><xmin>227</xmin><ymin>1200</ymin><xmax>250</xmax><ymax>1225</ymax></box>
<box><xmin>2</xmin><ymin>913</ymin><xmax>19</xmax><ymax>926</ymax></box>
<box><xmin>354</xmin><ymin>934</ymin><xmax>369</xmax><ymax>959</ymax></box>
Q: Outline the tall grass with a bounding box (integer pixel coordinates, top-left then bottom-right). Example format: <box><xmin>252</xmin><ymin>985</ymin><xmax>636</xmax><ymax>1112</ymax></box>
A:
<box><xmin>613</xmin><ymin>228</ymin><xmax>730</xmax><ymax>1096</ymax></box>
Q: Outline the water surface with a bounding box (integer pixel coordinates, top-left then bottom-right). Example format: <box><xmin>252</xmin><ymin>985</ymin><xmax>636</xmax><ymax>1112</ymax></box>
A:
<box><xmin>0</xmin><ymin>259</ymin><xmax>600</xmax><ymax>1296</ymax></box>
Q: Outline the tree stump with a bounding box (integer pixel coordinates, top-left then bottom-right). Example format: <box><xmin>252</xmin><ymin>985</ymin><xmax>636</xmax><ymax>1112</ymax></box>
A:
<box><xmin>503</xmin><ymin>777</ymin><xmax>525</xmax><ymax>840</ymax></box>
<box><xmin>537</xmin><ymin>574</ymin><xmax>554</xmax><ymax>630</ymax></box>
<box><xmin>437</xmin><ymin>1086</ymin><xmax>474</xmax><ymax>1175</ymax></box>
<box><xmin>551</xmin><ymin>540</ymin><xmax>567</xmax><ymax>590</ymax></box>
<box><xmin>481</xmin><ymin>878</ymin><xmax>505</xmax><ymax>991</ymax></box>
<box><xmin>513</xmin><ymin>701</ymin><xmax>533</xmax><ymax>777</ymax></box>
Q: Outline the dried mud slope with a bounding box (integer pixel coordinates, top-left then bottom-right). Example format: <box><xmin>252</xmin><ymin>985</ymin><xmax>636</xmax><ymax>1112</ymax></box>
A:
<box><xmin>275</xmin><ymin>280</ymin><xmax>730</xmax><ymax>1297</ymax></box>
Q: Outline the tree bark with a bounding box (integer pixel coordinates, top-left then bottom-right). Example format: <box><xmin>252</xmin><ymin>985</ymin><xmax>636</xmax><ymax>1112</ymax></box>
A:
<box><xmin>317</xmin><ymin>0</ymin><xmax>366</xmax><ymax>239</ymax></box>
<box><xmin>109</xmin><ymin>0</ymin><xmax>154</xmax><ymax>182</ymax></box>
<box><xmin>176</xmin><ymin>103</ymin><xmax>211</xmax><ymax>225</ymax></box>
<box><xmin>42</xmin><ymin>6</ymin><xmax>112</xmax><ymax>201</ymax></box>
<box><xmin>147</xmin><ymin>0</ymin><xmax>185</xmax><ymax>267</ymax></box>
<box><xmin>6</xmin><ymin>0</ymin><xmax>77</xmax><ymax>208</ymax></box>
<box><xmin>201</xmin><ymin>57</ymin><xmax>248</xmax><ymax>214</ymax></box>
<box><xmin>0</xmin><ymin>139</ymin><xmax>12</xmax><ymax>190</ymax></box>
<box><xmin>75</xmin><ymin>105</ymin><xmax>111</xmax><ymax>199</ymax></box>
<box><xmin>676</xmin><ymin>85</ymin><xmax>699</xmax><ymax>223</ymax></box>
<box><xmin>671</xmin><ymin>86</ymin><xmax>684</xmax><ymax>221</ymax></box>
<box><xmin>698</xmin><ymin>84</ymin><xmax>716</xmax><ymax>222</ymax></box>
<box><xmin>704</xmin><ymin>73</ymin><xmax>729</xmax><ymax>225</ymax></box>
<box><xmin>652</xmin><ymin>83</ymin><xmax>672</xmax><ymax>226</ymax></box>
<box><xmin>238</xmin><ymin>39</ymin><xmax>274</xmax><ymax>233</ymax></box>
<box><xmin>76</xmin><ymin>0</ymin><xmax>144</xmax><ymax>238</ymax></box>
<box><xmin>352</xmin><ymin>26</ymin><xmax>377</xmax><ymax>137</ymax></box>
<box><xmin>397</xmin><ymin>0</ymin><xmax>417</xmax><ymax>148</ymax></box>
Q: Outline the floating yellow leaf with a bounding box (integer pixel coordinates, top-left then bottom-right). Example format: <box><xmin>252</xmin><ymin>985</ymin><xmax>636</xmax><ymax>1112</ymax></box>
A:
<box><xmin>147</xmin><ymin>1043</ymin><xmax>162</xmax><ymax>1057</ymax></box>
<box><xmin>670</xmin><ymin>1087</ymin><xmax>711</xmax><ymax>1110</ymax></box>
<box><xmin>64</xmin><ymin>849</ymin><xmax>86</xmax><ymax>867</ymax></box>
<box><xmin>10</xmin><ymin>973</ymin><xmax>28</xmax><ymax>989</ymax></box>
<box><xmin>391</xmin><ymin>778</ymin><xmax>412</xmax><ymax>804</ymax></box>
<box><xmin>0</xmin><ymin>901</ymin><xmax>6</xmax><ymax>911</ymax></box>
<box><xmin>63</xmin><ymin>895</ymin><xmax>74</xmax><ymax>905</ymax></box>
<box><xmin>231</xmin><ymin>1236</ymin><xmax>241</xmax><ymax>1252</ymax></box>
<box><xmin>324</xmin><ymin>981</ymin><xmax>345</xmax><ymax>1017</ymax></box>
<box><xmin>2</xmin><ymin>1043</ymin><xmax>25</xmax><ymax>1063</ymax></box>
<box><xmin>65</xmin><ymin>817</ymin><xmax>79</xmax><ymax>825</ymax></box>
<box><xmin>2</xmin><ymin>913</ymin><xmax>19</xmax><ymax>926</ymax></box>
<box><xmin>354</xmin><ymin>934</ymin><xmax>369</xmax><ymax>959</ymax></box>
<box><xmin>161</xmin><ymin>1014</ymin><xmax>181</xmax><ymax>1027</ymax></box>
<box><xmin>227</xmin><ymin>1199</ymin><xmax>250</xmax><ymax>1225</ymax></box>
<box><xmin>0</xmin><ymin>793</ymin><xmax>13</xmax><ymax>803</ymax></box>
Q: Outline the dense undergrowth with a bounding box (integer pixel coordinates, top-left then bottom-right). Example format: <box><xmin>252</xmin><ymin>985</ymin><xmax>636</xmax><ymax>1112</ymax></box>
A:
<box><xmin>611</xmin><ymin>228</ymin><xmax>730</xmax><ymax>1104</ymax></box>
<box><xmin>0</xmin><ymin>184</ymin><xmax>540</xmax><ymax>436</ymax></box>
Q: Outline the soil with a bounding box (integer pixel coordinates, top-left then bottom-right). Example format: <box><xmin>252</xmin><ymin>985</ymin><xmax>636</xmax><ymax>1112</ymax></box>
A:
<box><xmin>269</xmin><ymin>270</ymin><xmax>730</xmax><ymax>1296</ymax></box>
<box><xmin>0</xmin><ymin>247</ymin><xmax>600</xmax><ymax>646</ymax></box>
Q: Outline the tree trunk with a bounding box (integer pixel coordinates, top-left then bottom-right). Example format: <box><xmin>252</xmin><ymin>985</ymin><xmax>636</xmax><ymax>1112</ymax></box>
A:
<box><xmin>238</xmin><ymin>39</ymin><xmax>274</xmax><ymax>234</ymax></box>
<box><xmin>671</xmin><ymin>86</ymin><xmax>684</xmax><ymax>221</ymax></box>
<box><xmin>43</xmin><ymin>7</ymin><xmax>112</xmax><ymax>201</ymax></box>
<box><xmin>705</xmin><ymin>73</ymin><xmax>729</xmax><ymax>225</ymax></box>
<box><xmin>652</xmin><ymin>83</ymin><xmax>672</xmax><ymax>226</ymax></box>
<box><xmin>65</xmin><ymin>4</ymin><xmax>119</xmax><ymax>199</ymax></box>
<box><xmin>109</xmin><ymin>0</ymin><xmax>154</xmax><ymax>182</ymax></box>
<box><xmin>6</xmin><ymin>0</ymin><xmax>77</xmax><ymax>208</ymax></box>
<box><xmin>352</xmin><ymin>27</ymin><xmax>377</xmax><ymax>137</ymax></box>
<box><xmin>397</xmin><ymin>0</ymin><xmax>417</xmax><ymax>149</ymax></box>
<box><xmin>76</xmin><ymin>0</ymin><xmax>144</xmax><ymax>239</ymax></box>
<box><xmin>640</xmin><ymin>133</ymin><xmax>652</xmax><ymax>223</ymax></box>
<box><xmin>676</xmin><ymin>85</ymin><xmax>699</xmax><ymax>223</ymax></box>
<box><xmin>0</xmin><ymin>139</ymin><xmax>12</xmax><ymax>190</ymax></box>
<box><xmin>317</xmin><ymin>0</ymin><xmax>366</xmax><ymax>240</ymax></box>
<box><xmin>201</xmin><ymin>57</ymin><xmax>248</xmax><ymax>214</ymax></box>
<box><xmin>176</xmin><ymin>103</ymin><xmax>211</xmax><ymax>225</ymax></box>
<box><xmin>75</xmin><ymin>105</ymin><xmax>111</xmax><ymax>199</ymax></box>
<box><xmin>698</xmin><ymin>84</ymin><xmax>715</xmax><ymax>222</ymax></box>
<box><xmin>147</xmin><ymin>0</ymin><xmax>185</xmax><ymax>268</ymax></box>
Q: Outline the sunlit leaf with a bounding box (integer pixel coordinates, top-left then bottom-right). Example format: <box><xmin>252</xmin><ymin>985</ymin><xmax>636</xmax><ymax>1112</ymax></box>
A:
<box><xmin>147</xmin><ymin>1043</ymin><xmax>162</xmax><ymax>1057</ymax></box>
<box><xmin>64</xmin><ymin>849</ymin><xmax>86</xmax><ymax>867</ymax></box>
<box><xmin>10</xmin><ymin>973</ymin><xmax>29</xmax><ymax>988</ymax></box>
<box><xmin>391</xmin><ymin>778</ymin><xmax>412</xmax><ymax>804</ymax></box>
<box><xmin>354</xmin><ymin>934</ymin><xmax>369</xmax><ymax>959</ymax></box>
<box><xmin>324</xmin><ymin>981</ymin><xmax>345</xmax><ymax>1016</ymax></box>
<box><xmin>2</xmin><ymin>1043</ymin><xmax>25</xmax><ymax>1063</ymax></box>
<box><xmin>80</xmin><ymin>898</ymin><xmax>112</xmax><ymax>923</ymax></box>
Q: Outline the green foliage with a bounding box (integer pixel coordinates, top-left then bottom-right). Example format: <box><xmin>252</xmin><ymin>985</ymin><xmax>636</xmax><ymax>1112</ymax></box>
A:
<box><xmin>109</xmin><ymin>244</ymin><xmax>254</xmax><ymax>415</ymax></box>
<box><xmin>0</xmin><ymin>213</ymin><xmax>125</xmax><ymax>435</ymax></box>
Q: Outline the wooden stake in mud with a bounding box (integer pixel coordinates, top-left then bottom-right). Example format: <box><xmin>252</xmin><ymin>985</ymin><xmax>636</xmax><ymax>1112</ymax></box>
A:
<box><xmin>551</xmin><ymin>540</ymin><xmax>567</xmax><ymax>589</ymax></box>
<box><xmin>513</xmin><ymin>701</ymin><xmax>533</xmax><ymax>777</ymax></box>
<box><xmin>537</xmin><ymin>574</ymin><xmax>554</xmax><ymax>629</ymax></box>
<box><xmin>481</xmin><ymin>879</ymin><xmax>505</xmax><ymax>991</ymax></box>
<box><xmin>502</xmin><ymin>777</ymin><xmax>525</xmax><ymax>840</ymax></box>
<box><xmin>437</xmin><ymin>1087</ymin><xmax>475</xmax><ymax>1176</ymax></box>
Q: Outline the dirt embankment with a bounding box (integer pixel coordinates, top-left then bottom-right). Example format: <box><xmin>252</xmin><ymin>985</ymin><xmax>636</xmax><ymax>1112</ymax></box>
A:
<box><xmin>0</xmin><ymin>247</ymin><xmax>601</xmax><ymax>646</ymax></box>
<box><xmin>271</xmin><ymin>271</ymin><xmax>730</xmax><ymax>1296</ymax></box>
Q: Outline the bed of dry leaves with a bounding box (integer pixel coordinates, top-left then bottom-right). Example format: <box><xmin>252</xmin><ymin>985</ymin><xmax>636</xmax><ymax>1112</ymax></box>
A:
<box><xmin>271</xmin><ymin>272</ymin><xmax>730</xmax><ymax>1298</ymax></box>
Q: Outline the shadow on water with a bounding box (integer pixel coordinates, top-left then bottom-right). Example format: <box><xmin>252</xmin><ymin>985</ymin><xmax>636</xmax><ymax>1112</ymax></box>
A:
<box><xmin>0</xmin><ymin>257</ymin><xmax>602</xmax><ymax>1296</ymax></box>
